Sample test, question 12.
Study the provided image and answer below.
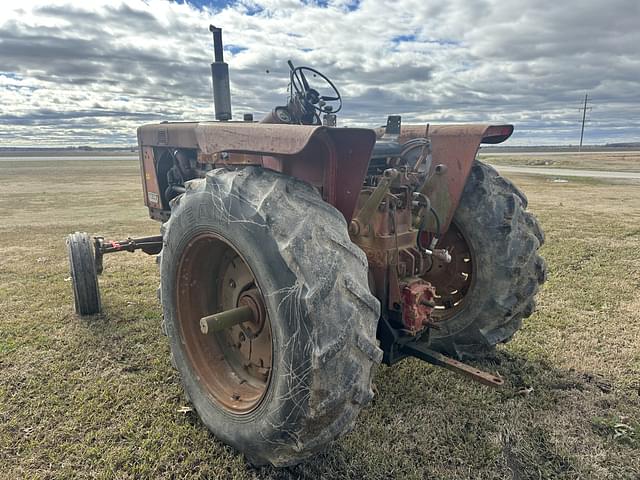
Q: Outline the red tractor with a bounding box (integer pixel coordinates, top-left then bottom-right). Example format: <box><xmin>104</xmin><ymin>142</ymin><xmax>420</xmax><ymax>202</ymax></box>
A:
<box><xmin>66</xmin><ymin>26</ymin><xmax>545</xmax><ymax>466</ymax></box>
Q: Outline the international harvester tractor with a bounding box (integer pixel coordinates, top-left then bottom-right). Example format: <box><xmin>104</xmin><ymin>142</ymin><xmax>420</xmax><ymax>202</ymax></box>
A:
<box><xmin>66</xmin><ymin>26</ymin><xmax>546</xmax><ymax>466</ymax></box>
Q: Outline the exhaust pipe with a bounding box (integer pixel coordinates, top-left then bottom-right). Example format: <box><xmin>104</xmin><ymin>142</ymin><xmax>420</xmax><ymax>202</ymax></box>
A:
<box><xmin>209</xmin><ymin>25</ymin><xmax>232</xmax><ymax>121</ymax></box>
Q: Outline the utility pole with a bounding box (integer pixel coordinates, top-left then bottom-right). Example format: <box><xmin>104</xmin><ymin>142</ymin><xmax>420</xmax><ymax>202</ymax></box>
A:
<box><xmin>578</xmin><ymin>93</ymin><xmax>591</xmax><ymax>152</ymax></box>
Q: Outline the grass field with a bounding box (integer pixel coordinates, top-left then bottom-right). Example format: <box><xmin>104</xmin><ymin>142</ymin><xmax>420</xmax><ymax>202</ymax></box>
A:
<box><xmin>478</xmin><ymin>150</ymin><xmax>640</xmax><ymax>172</ymax></box>
<box><xmin>1</xmin><ymin>156</ymin><xmax>639</xmax><ymax>479</ymax></box>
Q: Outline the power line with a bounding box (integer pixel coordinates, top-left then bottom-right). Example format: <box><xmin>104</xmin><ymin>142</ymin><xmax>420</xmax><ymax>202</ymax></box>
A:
<box><xmin>578</xmin><ymin>93</ymin><xmax>592</xmax><ymax>152</ymax></box>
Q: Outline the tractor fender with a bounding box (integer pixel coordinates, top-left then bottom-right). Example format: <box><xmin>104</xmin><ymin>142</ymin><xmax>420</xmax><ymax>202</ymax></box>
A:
<box><xmin>194</xmin><ymin>123</ymin><xmax>377</xmax><ymax>222</ymax></box>
<box><xmin>378</xmin><ymin>124</ymin><xmax>514</xmax><ymax>233</ymax></box>
<box><xmin>137</xmin><ymin>122</ymin><xmax>376</xmax><ymax>222</ymax></box>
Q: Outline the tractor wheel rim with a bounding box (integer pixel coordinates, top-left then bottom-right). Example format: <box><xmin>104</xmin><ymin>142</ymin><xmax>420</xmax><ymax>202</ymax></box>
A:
<box><xmin>176</xmin><ymin>232</ymin><xmax>273</xmax><ymax>414</ymax></box>
<box><xmin>423</xmin><ymin>221</ymin><xmax>476</xmax><ymax>322</ymax></box>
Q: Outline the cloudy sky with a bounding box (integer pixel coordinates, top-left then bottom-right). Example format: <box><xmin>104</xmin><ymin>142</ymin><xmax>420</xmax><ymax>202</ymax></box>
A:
<box><xmin>1</xmin><ymin>0</ymin><xmax>638</xmax><ymax>146</ymax></box>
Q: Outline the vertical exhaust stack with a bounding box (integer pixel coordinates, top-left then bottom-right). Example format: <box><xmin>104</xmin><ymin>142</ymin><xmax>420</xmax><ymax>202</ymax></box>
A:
<box><xmin>209</xmin><ymin>25</ymin><xmax>232</xmax><ymax>121</ymax></box>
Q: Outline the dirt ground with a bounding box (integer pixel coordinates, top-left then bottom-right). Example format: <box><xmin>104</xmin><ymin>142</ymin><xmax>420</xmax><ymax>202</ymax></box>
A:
<box><xmin>1</xmin><ymin>155</ymin><xmax>639</xmax><ymax>479</ymax></box>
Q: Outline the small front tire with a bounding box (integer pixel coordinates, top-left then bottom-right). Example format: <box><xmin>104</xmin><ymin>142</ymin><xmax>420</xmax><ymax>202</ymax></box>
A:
<box><xmin>66</xmin><ymin>232</ymin><xmax>101</xmax><ymax>316</ymax></box>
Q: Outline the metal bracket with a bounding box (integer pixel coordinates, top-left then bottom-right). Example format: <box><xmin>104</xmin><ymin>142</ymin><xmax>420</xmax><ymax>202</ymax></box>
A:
<box><xmin>323</xmin><ymin>113</ymin><xmax>337</xmax><ymax>127</ymax></box>
<box><xmin>94</xmin><ymin>235</ymin><xmax>163</xmax><ymax>275</ymax></box>
<box><xmin>349</xmin><ymin>168</ymin><xmax>399</xmax><ymax>236</ymax></box>
<box><xmin>401</xmin><ymin>342</ymin><xmax>504</xmax><ymax>387</ymax></box>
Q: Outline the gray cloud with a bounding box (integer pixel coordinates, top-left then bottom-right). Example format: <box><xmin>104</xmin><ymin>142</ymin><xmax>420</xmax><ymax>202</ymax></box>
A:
<box><xmin>0</xmin><ymin>0</ymin><xmax>638</xmax><ymax>146</ymax></box>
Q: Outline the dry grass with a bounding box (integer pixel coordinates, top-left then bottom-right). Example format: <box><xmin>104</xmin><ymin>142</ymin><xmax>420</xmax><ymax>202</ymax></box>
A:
<box><xmin>1</xmin><ymin>157</ymin><xmax>639</xmax><ymax>479</ymax></box>
<box><xmin>479</xmin><ymin>151</ymin><xmax>640</xmax><ymax>172</ymax></box>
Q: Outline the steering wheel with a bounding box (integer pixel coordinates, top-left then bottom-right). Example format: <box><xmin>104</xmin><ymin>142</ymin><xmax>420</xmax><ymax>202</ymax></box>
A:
<box><xmin>288</xmin><ymin>61</ymin><xmax>342</xmax><ymax>114</ymax></box>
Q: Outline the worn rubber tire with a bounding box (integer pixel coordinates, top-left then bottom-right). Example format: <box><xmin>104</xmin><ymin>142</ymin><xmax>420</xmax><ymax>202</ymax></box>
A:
<box><xmin>426</xmin><ymin>160</ymin><xmax>547</xmax><ymax>358</ymax></box>
<box><xmin>160</xmin><ymin>167</ymin><xmax>382</xmax><ymax>466</ymax></box>
<box><xmin>66</xmin><ymin>232</ymin><xmax>101</xmax><ymax>316</ymax></box>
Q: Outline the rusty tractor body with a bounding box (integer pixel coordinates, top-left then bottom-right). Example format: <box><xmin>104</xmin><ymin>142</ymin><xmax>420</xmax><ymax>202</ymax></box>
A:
<box><xmin>136</xmin><ymin>120</ymin><xmax>512</xmax><ymax>360</ymax></box>
<box><xmin>66</xmin><ymin>26</ymin><xmax>545</xmax><ymax>466</ymax></box>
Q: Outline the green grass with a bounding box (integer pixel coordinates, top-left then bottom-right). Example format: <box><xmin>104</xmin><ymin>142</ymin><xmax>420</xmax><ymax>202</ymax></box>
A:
<box><xmin>1</xmin><ymin>158</ymin><xmax>639</xmax><ymax>479</ymax></box>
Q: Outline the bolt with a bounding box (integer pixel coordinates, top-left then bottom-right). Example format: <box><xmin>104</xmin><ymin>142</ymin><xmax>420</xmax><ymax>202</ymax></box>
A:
<box><xmin>229</xmin><ymin>279</ymin><xmax>236</xmax><ymax>288</ymax></box>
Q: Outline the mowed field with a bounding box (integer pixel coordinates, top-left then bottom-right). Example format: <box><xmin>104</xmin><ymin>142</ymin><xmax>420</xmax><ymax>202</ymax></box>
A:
<box><xmin>1</xmin><ymin>154</ymin><xmax>639</xmax><ymax>479</ymax></box>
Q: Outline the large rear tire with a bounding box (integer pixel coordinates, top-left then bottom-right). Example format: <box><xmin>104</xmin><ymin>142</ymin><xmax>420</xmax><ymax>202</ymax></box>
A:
<box><xmin>66</xmin><ymin>232</ymin><xmax>101</xmax><ymax>316</ymax></box>
<box><xmin>424</xmin><ymin>160</ymin><xmax>546</xmax><ymax>358</ymax></box>
<box><xmin>160</xmin><ymin>167</ymin><xmax>382</xmax><ymax>466</ymax></box>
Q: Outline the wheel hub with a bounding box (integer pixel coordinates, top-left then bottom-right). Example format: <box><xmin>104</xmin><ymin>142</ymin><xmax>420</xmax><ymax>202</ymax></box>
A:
<box><xmin>237</xmin><ymin>289</ymin><xmax>266</xmax><ymax>339</ymax></box>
